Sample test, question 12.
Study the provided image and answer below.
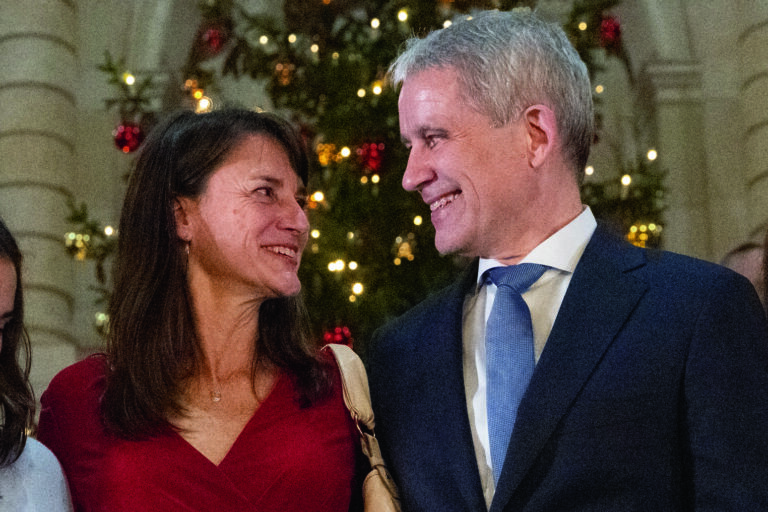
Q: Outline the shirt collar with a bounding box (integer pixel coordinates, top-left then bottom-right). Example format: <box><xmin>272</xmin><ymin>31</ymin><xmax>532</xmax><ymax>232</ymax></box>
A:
<box><xmin>477</xmin><ymin>206</ymin><xmax>597</xmax><ymax>284</ymax></box>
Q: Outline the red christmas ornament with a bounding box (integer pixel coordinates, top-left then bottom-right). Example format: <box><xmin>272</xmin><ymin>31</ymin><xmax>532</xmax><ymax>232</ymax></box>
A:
<box><xmin>202</xmin><ymin>25</ymin><xmax>227</xmax><ymax>54</ymax></box>
<box><xmin>356</xmin><ymin>142</ymin><xmax>385</xmax><ymax>173</ymax></box>
<box><xmin>113</xmin><ymin>121</ymin><xmax>144</xmax><ymax>153</ymax></box>
<box><xmin>599</xmin><ymin>15</ymin><xmax>622</xmax><ymax>54</ymax></box>
<box><xmin>323</xmin><ymin>326</ymin><xmax>353</xmax><ymax>347</ymax></box>
<box><xmin>197</xmin><ymin>19</ymin><xmax>231</xmax><ymax>59</ymax></box>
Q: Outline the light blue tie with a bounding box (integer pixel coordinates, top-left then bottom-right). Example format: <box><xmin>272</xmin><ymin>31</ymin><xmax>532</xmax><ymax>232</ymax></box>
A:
<box><xmin>484</xmin><ymin>263</ymin><xmax>547</xmax><ymax>484</ymax></box>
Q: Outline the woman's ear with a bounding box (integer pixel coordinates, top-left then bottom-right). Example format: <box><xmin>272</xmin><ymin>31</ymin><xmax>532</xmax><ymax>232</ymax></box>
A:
<box><xmin>174</xmin><ymin>197</ymin><xmax>194</xmax><ymax>242</ymax></box>
<box><xmin>523</xmin><ymin>104</ymin><xmax>558</xmax><ymax>168</ymax></box>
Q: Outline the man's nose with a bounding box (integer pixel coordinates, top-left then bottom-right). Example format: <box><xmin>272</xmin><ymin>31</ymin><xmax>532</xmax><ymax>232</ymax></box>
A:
<box><xmin>402</xmin><ymin>147</ymin><xmax>435</xmax><ymax>192</ymax></box>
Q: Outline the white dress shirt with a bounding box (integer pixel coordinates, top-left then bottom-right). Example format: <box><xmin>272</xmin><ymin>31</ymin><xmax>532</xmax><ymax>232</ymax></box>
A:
<box><xmin>462</xmin><ymin>207</ymin><xmax>597</xmax><ymax>508</ymax></box>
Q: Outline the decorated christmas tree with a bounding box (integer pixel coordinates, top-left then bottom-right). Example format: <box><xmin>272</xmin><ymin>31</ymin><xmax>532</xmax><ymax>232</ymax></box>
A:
<box><xmin>66</xmin><ymin>0</ymin><xmax>663</xmax><ymax>351</ymax></box>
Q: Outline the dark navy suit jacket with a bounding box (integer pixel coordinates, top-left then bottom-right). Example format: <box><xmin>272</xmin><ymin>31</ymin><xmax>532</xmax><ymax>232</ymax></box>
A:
<box><xmin>368</xmin><ymin>226</ymin><xmax>768</xmax><ymax>511</ymax></box>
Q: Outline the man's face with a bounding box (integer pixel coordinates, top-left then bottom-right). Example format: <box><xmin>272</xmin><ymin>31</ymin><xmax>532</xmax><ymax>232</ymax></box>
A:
<box><xmin>398</xmin><ymin>67</ymin><xmax>538</xmax><ymax>260</ymax></box>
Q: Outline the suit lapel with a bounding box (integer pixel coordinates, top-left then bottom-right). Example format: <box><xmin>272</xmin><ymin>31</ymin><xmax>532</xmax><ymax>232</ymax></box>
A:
<box><xmin>422</xmin><ymin>261</ymin><xmax>488</xmax><ymax>511</ymax></box>
<box><xmin>491</xmin><ymin>227</ymin><xmax>649</xmax><ymax>510</ymax></box>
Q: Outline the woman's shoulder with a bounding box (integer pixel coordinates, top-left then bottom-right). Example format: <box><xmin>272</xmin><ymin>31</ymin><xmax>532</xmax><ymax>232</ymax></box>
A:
<box><xmin>319</xmin><ymin>345</ymin><xmax>345</xmax><ymax>389</ymax></box>
<box><xmin>317</xmin><ymin>344</ymin><xmax>357</xmax><ymax>419</ymax></box>
<box><xmin>37</xmin><ymin>354</ymin><xmax>115</xmax><ymax>474</ymax></box>
<box><xmin>40</xmin><ymin>354</ymin><xmax>108</xmax><ymax>420</ymax></box>
<box><xmin>44</xmin><ymin>354</ymin><xmax>108</xmax><ymax>398</ymax></box>
<box><xmin>319</xmin><ymin>343</ymin><xmax>357</xmax><ymax>384</ymax></box>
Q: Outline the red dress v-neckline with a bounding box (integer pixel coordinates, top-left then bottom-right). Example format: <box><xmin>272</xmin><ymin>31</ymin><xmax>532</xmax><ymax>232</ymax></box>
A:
<box><xmin>171</xmin><ymin>371</ymin><xmax>287</xmax><ymax>469</ymax></box>
<box><xmin>37</xmin><ymin>355</ymin><xmax>359</xmax><ymax>511</ymax></box>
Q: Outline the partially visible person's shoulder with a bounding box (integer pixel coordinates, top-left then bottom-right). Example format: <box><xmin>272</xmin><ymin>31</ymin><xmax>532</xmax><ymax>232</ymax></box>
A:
<box><xmin>0</xmin><ymin>438</ymin><xmax>73</xmax><ymax>511</ymax></box>
<box><xmin>16</xmin><ymin>438</ymin><xmax>66</xmax><ymax>479</ymax></box>
<box><xmin>21</xmin><ymin>437</ymin><xmax>58</xmax><ymax>463</ymax></box>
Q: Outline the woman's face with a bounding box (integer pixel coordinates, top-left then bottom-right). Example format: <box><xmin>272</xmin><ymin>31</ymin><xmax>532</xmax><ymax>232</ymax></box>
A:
<box><xmin>177</xmin><ymin>134</ymin><xmax>310</xmax><ymax>301</ymax></box>
<box><xmin>0</xmin><ymin>258</ymin><xmax>17</xmax><ymax>353</ymax></box>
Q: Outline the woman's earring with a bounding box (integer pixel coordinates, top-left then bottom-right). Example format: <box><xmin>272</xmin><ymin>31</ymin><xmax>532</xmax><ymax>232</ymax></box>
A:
<box><xmin>185</xmin><ymin>242</ymin><xmax>190</xmax><ymax>256</ymax></box>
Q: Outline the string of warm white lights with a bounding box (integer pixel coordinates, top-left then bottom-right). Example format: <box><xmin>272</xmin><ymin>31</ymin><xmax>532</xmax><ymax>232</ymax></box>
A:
<box><xmin>67</xmin><ymin>0</ymin><xmax>663</xmax><ymax>343</ymax></box>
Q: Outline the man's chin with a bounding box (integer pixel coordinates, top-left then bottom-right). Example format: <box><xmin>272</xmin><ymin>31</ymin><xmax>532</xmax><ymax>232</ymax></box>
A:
<box><xmin>434</xmin><ymin>235</ymin><xmax>468</xmax><ymax>258</ymax></box>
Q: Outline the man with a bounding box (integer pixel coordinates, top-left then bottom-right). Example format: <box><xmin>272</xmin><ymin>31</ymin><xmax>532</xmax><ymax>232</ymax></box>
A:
<box><xmin>368</xmin><ymin>9</ymin><xmax>768</xmax><ymax>511</ymax></box>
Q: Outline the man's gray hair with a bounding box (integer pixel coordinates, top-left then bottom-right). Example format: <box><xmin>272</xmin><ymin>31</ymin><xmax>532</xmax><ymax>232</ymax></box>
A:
<box><xmin>389</xmin><ymin>9</ymin><xmax>595</xmax><ymax>179</ymax></box>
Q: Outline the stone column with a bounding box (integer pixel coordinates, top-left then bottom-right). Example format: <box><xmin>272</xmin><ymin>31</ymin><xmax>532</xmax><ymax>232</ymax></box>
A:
<box><xmin>739</xmin><ymin>1</ymin><xmax>768</xmax><ymax>238</ymax></box>
<box><xmin>642</xmin><ymin>61</ymin><xmax>709</xmax><ymax>259</ymax></box>
<box><xmin>0</xmin><ymin>0</ymin><xmax>79</xmax><ymax>398</ymax></box>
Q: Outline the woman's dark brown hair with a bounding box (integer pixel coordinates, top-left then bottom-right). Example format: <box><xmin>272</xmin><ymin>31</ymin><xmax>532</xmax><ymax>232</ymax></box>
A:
<box><xmin>0</xmin><ymin>216</ymin><xmax>34</xmax><ymax>466</ymax></box>
<box><xmin>103</xmin><ymin>108</ymin><xmax>331</xmax><ymax>439</ymax></box>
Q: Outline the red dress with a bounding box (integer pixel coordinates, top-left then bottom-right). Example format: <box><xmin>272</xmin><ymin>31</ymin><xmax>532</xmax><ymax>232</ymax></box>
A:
<box><xmin>37</xmin><ymin>355</ymin><xmax>359</xmax><ymax>512</ymax></box>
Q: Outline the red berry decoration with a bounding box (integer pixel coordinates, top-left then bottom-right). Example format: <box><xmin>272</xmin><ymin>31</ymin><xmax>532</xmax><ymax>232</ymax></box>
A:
<box><xmin>113</xmin><ymin>121</ymin><xmax>144</xmax><ymax>153</ymax></box>
<box><xmin>599</xmin><ymin>15</ymin><xmax>622</xmax><ymax>54</ymax></box>
<box><xmin>200</xmin><ymin>20</ymin><xmax>230</xmax><ymax>56</ymax></box>
<box><xmin>323</xmin><ymin>326</ymin><xmax>353</xmax><ymax>347</ymax></box>
<box><xmin>357</xmin><ymin>142</ymin><xmax>385</xmax><ymax>173</ymax></box>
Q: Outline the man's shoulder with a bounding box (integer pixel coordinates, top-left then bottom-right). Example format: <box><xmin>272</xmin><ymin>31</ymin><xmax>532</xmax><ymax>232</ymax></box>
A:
<box><xmin>563</xmin><ymin>228</ymin><xmax>762</xmax><ymax>322</ymax></box>
<box><xmin>636</xmin><ymin>247</ymin><xmax>741</xmax><ymax>286</ymax></box>
<box><xmin>585</xmin><ymin>226</ymin><xmax>739</xmax><ymax>286</ymax></box>
<box><xmin>377</xmin><ymin>262</ymin><xmax>475</xmax><ymax>332</ymax></box>
<box><xmin>369</xmin><ymin>262</ymin><xmax>475</xmax><ymax>361</ymax></box>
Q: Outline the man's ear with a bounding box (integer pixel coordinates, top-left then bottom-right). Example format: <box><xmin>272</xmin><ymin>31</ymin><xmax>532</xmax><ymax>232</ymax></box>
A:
<box><xmin>174</xmin><ymin>197</ymin><xmax>195</xmax><ymax>242</ymax></box>
<box><xmin>523</xmin><ymin>104</ymin><xmax>558</xmax><ymax>168</ymax></box>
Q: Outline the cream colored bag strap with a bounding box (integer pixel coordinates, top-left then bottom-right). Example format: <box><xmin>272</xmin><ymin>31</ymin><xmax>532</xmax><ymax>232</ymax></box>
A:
<box><xmin>323</xmin><ymin>344</ymin><xmax>399</xmax><ymax>494</ymax></box>
<box><xmin>325</xmin><ymin>343</ymin><xmax>400</xmax><ymax>511</ymax></box>
<box><xmin>325</xmin><ymin>343</ymin><xmax>376</xmax><ymax>432</ymax></box>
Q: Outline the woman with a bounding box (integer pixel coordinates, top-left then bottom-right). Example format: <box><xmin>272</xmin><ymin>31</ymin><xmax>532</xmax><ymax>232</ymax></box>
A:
<box><xmin>38</xmin><ymin>109</ymin><xmax>361</xmax><ymax>511</ymax></box>
<box><xmin>0</xmin><ymin>217</ymin><xmax>72</xmax><ymax>510</ymax></box>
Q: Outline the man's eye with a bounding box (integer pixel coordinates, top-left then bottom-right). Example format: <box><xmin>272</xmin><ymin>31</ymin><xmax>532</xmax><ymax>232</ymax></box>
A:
<box><xmin>255</xmin><ymin>187</ymin><xmax>274</xmax><ymax>197</ymax></box>
<box><xmin>425</xmin><ymin>135</ymin><xmax>442</xmax><ymax>148</ymax></box>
